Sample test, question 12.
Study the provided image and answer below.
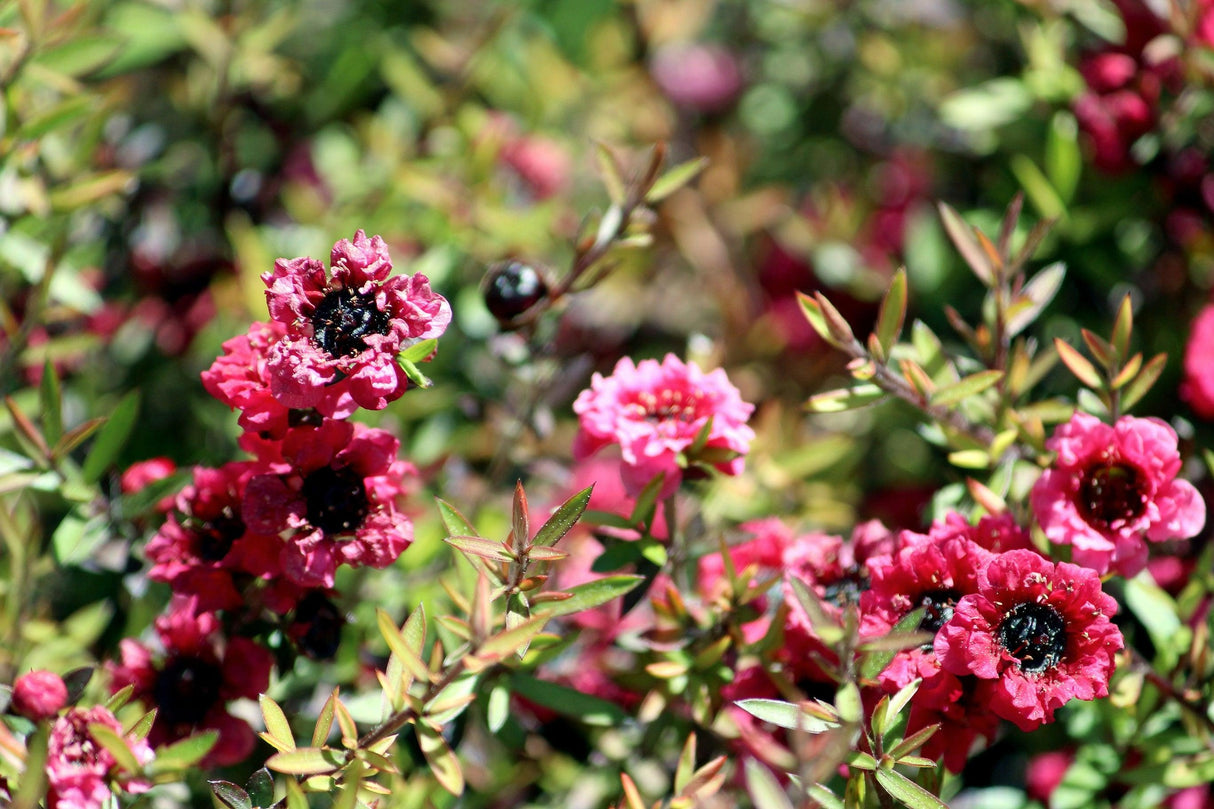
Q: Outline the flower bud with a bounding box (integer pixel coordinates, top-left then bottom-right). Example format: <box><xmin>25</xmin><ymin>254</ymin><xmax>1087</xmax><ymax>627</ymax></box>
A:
<box><xmin>483</xmin><ymin>261</ymin><xmax>550</xmax><ymax>324</ymax></box>
<box><xmin>11</xmin><ymin>670</ymin><xmax>68</xmax><ymax>721</ymax></box>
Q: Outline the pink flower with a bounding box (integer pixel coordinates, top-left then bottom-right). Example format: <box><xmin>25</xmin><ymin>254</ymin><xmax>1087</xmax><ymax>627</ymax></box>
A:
<box><xmin>935</xmin><ymin>550</ymin><xmax>1124</xmax><ymax>731</ymax></box>
<box><xmin>650</xmin><ymin>43</ymin><xmax>744</xmax><ymax>113</ymax></box>
<box><xmin>47</xmin><ymin>705</ymin><xmax>153</xmax><ymax>809</ymax></box>
<box><xmin>499</xmin><ymin>134</ymin><xmax>571</xmax><ymax>200</ymax></box>
<box><xmin>1026</xmin><ymin>750</ymin><xmax>1074</xmax><ymax>804</ymax></box>
<box><xmin>1182</xmin><ymin>305</ymin><xmax>1214</xmax><ymax>419</ymax></box>
<box><xmin>573</xmin><ymin>354</ymin><xmax>755</xmax><ymax>498</ymax></box>
<box><xmin>145</xmin><ymin>462</ymin><xmax>284</xmax><ymax>612</ymax></box>
<box><xmin>902</xmin><ymin>511</ymin><xmax>1034</xmax><ymax>555</ymax></box>
<box><xmin>202</xmin><ymin>320</ymin><xmax>305</xmax><ymax>438</ymax></box>
<box><xmin>262</xmin><ymin>230</ymin><xmax>451</xmax><ymax>418</ymax></box>
<box><xmin>243</xmin><ymin>420</ymin><xmax>416</xmax><ymax>588</ymax></box>
<box><xmin>120</xmin><ymin>457</ymin><xmax>177</xmax><ymax>496</ymax></box>
<box><xmin>11</xmin><ymin>670</ymin><xmax>68</xmax><ymax>721</ymax></box>
<box><xmin>1030</xmin><ymin>412</ymin><xmax>1206</xmax><ymax>577</ymax></box>
<box><xmin>107</xmin><ymin>599</ymin><xmax>273</xmax><ymax>767</ymax></box>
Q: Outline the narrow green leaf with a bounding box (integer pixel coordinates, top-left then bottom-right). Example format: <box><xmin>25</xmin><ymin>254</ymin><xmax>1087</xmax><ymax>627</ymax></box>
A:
<box><xmin>126</xmin><ymin>709</ymin><xmax>157</xmax><ymax>740</ymax></box>
<box><xmin>938</xmin><ymin>203</ymin><xmax>994</xmax><ymax>286</ymax></box>
<box><xmin>874</xmin><ymin>768</ymin><xmax>949</xmax><ymax>809</ymax></box>
<box><xmin>399</xmin><ymin>338</ymin><xmax>438</xmax><ymax>364</ymax></box>
<box><xmin>512</xmin><ymin>480</ymin><xmax>530</xmax><ymax>549</ymax></box>
<box><xmin>259</xmin><ymin>695</ymin><xmax>294</xmax><ymax>752</ymax></box>
<box><xmin>1046</xmin><ymin>111</ymin><xmax>1082</xmax><ymax>203</ymax></box>
<box><xmin>797</xmin><ymin>291</ymin><xmax>843</xmax><ymax>348</ymax></box>
<box><xmin>209</xmin><ymin>781</ymin><xmax>253</xmax><ymax>809</ymax></box>
<box><xmin>1054</xmin><ymin>339</ymin><xmax>1103</xmax><ymax>389</ymax></box>
<box><xmin>646</xmin><ymin>156</ymin><xmax>709</xmax><ymax>203</ymax></box>
<box><xmin>674</xmin><ymin>734</ymin><xmax>697</xmax><ymax>794</ymax></box>
<box><xmin>1111</xmin><ymin>294</ymin><xmax>1133</xmax><ymax>360</ymax></box>
<box><xmin>82</xmin><ymin>392</ymin><xmax>140</xmax><ymax>483</ymax></box>
<box><xmin>734</xmin><ymin>699</ymin><xmax>838</xmax><ymax>733</ymax></box>
<box><xmin>745</xmin><ymin>757</ymin><xmax>796</xmax><ymax>809</ymax></box>
<box><xmin>88</xmin><ymin>723</ymin><xmax>141</xmax><ymax>772</ymax></box>
<box><xmin>52</xmin><ymin>417</ymin><xmax>106</xmax><ymax>461</ymax></box>
<box><xmin>860</xmin><ymin>609</ymin><xmax>925</xmax><ymax>680</ymax></box>
<box><xmin>265</xmin><ymin>747</ymin><xmax>345</xmax><ymax>775</ymax></box>
<box><xmin>312</xmin><ymin>689</ymin><xmax>338</xmax><ymax>747</ymax></box>
<box><xmin>62</xmin><ymin>666</ymin><xmax>93</xmax><ymax>705</ymax></box>
<box><xmin>628</xmin><ymin>471</ymin><xmax>665</xmax><ymax>526</ymax></box>
<box><xmin>511</xmin><ymin>673</ymin><xmax>629</xmax><ymax>726</ymax></box>
<box><xmin>39</xmin><ymin>361</ymin><xmax>62</xmax><ymax>445</ymax></box>
<box><xmin>1121</xmin><ymin>352</ymin><xmax>1167</xmax><ymax>411</ymax></box>
<box><xmin>435</xmin><ymin>498</ymin><xmax>477</xmax><ymax>537</ymax></box>
<box><xmin>889</xmin><ymin>722</ymin><xmax>940</xmax><ymax>760</ymax></box>
<box><xmin>105</xmin><ymin>684</ymin><xmax>134</xmax><ymax>712</ymax></box>
<box><xmin>533</xmin><ymin>485</ymin><xmax>594</xmax><ymax>547</ymax></box>
<box><xmin>475</xmin><ymin>615</ymin><xmax>548</xmax><ymax>663</ymax></box>
<box><xmin>376</xmin><ymin>609</ymin><xmax>430</xmax><ymax>682</ymax></box>
<box><xmin>487</xmin><ymin>679</ymin><xmax>511</xmax><ymax>733</ymax></box>
<box><xmin>874</xmin><ymin>268</ymin><xmax>908</xmax><ymax>357</ymax></box>
<box><xmin>806</xmin><ymin>384</ymin><xmax>887</xmax><ymax>413</ymax></box>
<box><xmin>581</xmin><ymin>509</ymin><xmax>635</xmax><ymax>531</ymax></box>
<box><xmin>445</xmin><ymin>534</ymin><xmax>515</xmax><ymax>562</ymax></box>
<box><xmin>417</xmin><ymin>721</ymin><xmax>464</xmax><ymax>795</ymax></box>
<box><xmin>806</xmin><ymin>782</ymin><xmax>845</xmax><ymax>809</ymax></box>
<box><xmin>150</xmin><ymin>729</ymin><xmax>217</xmax><ymax>770</ymax></box>
<box><xmin>594</xmin><ymin>142</ymin><xmax>627</xmax><ymax>204</ymax></box>
<box><xmin>1006</xmin><ymin>261</ymin><xmax>1065</xmax><ymax>336</ymax></box>
<box><xmin>928</xmin><ymin>370</ymin><xmax>1004</xmax><ymax>407</ymax></box>
<box><xmin>397</xmin><ymin>357</ymin><xmax>432</xmax><ymax>388</ymax></box>
<box><xmin>537</xmin><ymin>575</ymin><xmax>643</xmax><ymax>618</ymax></box>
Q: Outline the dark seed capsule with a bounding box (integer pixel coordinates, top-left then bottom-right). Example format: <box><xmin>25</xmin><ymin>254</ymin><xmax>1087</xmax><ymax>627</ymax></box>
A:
<box><xmin>483</xmin><ymin>261</ymin><xmax>549</xmax><ymax>323</ymax></box>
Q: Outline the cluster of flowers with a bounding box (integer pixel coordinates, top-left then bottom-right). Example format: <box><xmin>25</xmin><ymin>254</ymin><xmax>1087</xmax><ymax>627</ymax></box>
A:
<box><xmin>18</xmin><ymin>230</ymin><xmax>449</xmax><ymax>806</ymax></box>
<box><xmin>712</xmin><ymin>410</ymin><xmax>1203</xmax><ymax>771</ymax></box>
<box><xmin>565</xmin><ymin>353</ymin><xmax>1205</xmax><ymax>775</ymax></box>
<box><xmin>1073</xmin><ymin>0</ymin><xmax>1214</xmax><ymax>245</ymax></box>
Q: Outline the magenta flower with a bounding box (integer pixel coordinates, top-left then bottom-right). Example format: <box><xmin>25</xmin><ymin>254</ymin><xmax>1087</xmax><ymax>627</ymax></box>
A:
<box><xmin>145</xmin><ymin>462</ymin><xmax>284</xmax><ymax>612</ymax></box>
<box><xmin>202</xmin><ymin>320</ymin><xmax>303</xmax><ymax>438</ymax></box>
<box><xmin>47</xmin><ymin>705</ymin><xmax>153</xmax><ymax>809</ymax></box>
<box><xmin>11</xmin><ymin>669</ymin><xmax>68</xmax><ymax>721</ymax></box>
<box><xmin>1030</xmin><ymin>412</ymin><xmax>1206</xmax><ymax>576</ymax></box>
<box><xmin>573</xmin><ymin>354</ymin><xmax>755</xmax><ymax>498</ymax></box>
<box><xmin>262</xmin><ymin>230</ymin><xmax>451</xmax><ymax>418</ymax></box>
<box><xmin>902</xmin><ymin>511</ymin><xmax>1035</xmax><ymax>555</ymax></box>
<box><xmin>1182</xmin><ymin>304</ymin><xmax>1214</xmax><ymax>419</ymax></box>
<box><xmin>107</xmin><ymin>599</ymin><xmax>273</xmax><ymax>767</ymax></box>
<box><xmin>243</xmin><ymin>419</ymin><xmax>417</xmax><ymax>588</ymax></box>
<box><xmin>935</xmin><ymin>550</ymin><xmax>1124</xmax><ymax>731</ymax></box>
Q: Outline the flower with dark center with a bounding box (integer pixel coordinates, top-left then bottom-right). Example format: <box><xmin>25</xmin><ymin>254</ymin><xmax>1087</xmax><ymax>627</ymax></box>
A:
<box><xmin>47</xmin><ymin>705</ymin><xmax>154</xmax><ymax>809</ymax></box>
<box><xmin>1031</xmin><ymin>412</ymin><xmax>1205</xmax><ymax>577</ymax></box>
<box><xmin>145</xmin><ymin>463</ymin><xmax>283</xmax><ymax>613</ymax></box>
<box><xmin>261</xmin><ymin>230</ymin><xmax>451</xmax><ymax>418</ymax></box>
<box><xmin>573</xmin><ymin>354</ymin><xmax>755</xmax><ymax>498</ymax></box>
<box><xmin>290</xmin><ymin>591</ymin><xmax>345</xmax><ymax>660</ymax></box>
<box><xmin>243</xmin><ymin>419</ymin><xmax>416</xmax><ymax>588</ymax></box>
<box><xmin>106</xmin><ymin>599</ymin><xmax>274</xmax><ymax>767</ymax></box>
<box><xmin>918</xmin><ymin>588</ymin><xmax>962</xmax><ymax>636</ymax></box>
<box><xmin>936</xmin><ymin>550</ymin><xmax>1123</xmax><ymax>731</ymax></box>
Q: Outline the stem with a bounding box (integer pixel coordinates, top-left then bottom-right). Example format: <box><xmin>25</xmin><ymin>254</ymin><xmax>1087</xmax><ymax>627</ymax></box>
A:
<box><xmin>357</xmin><ymin>658</ymin><xmax>467</xmax><ymax>750</ymax></box>
<box><xmin>1130</xmin><ymin>648</ymin><xmax>1214</xmax><ymax>738</ymax></box>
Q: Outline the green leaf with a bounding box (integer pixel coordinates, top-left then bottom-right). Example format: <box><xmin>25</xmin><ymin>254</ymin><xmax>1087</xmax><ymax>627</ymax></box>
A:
<box><xmin>937</xmin><ymin>203</ymin><xmax>994</xmax><ymax>286</ymax></box>
<box><xmin>436</xmin><ymin>498</ymin><xmax>477</xmax><ymax>537</ymax></box>
<box><xmin>376</xmin><ymin>609</ymin><xmax>430</xmax><ymax>682</ymax></box>
<box><xmin>1046</xmin><ymin>111</ymin><xmax>1082</xmax><ymax>203</ymax></box>
<box><xmin>266</xmin><ymin>747</ymin><xmax>345</xmax><ymax>775</ymax></box>
<box><xmin>52</xmin><ymin>417</ymin><xmax>107</xmax><ymax>462</ymax></box>
<box><xmin>874</xmin><ymin>768</ymin><xmax>949</xmax><ymax>809</ymax></box>
<box><xmin>312</xmin><ymin>689</ymin><xmax>338</xmax><ymax>747</ymax></box>
<box><xmin>62</xmin><ymin>666</ymin><xmax>93</xmax><ymax>705</ymax></box>
<box><xmin>475</xmin><ymin>615</ymin><xmax>548</xmax><ymax>663</ymax></box>
<box><xmin>16</xmin><ymin>94</ymin><xmax>96</xmax><ymax>141</ymax></box>
<box><xmin>805</xmin><ymin>384</ymin><xmax>887</xmax><ymax>413</ymax></box>
<box><xmin>646</xmin><ymin>156</ymin><xmax>709</xmax><ymax>203</ymax></box>
<box><xmin>628</xmin><ymin>471</ymin><xmax>665</xmax><ymax>527</ymax></box>
<box><xmin>733</xmin><ymin>699</ymin><xmax>838</xmax><ymax>733</ymax></box>
<box><xmin>1111</xmin><ymin>294</ymin><xmax>1134</xmax><ymax>360</ymax></box>
<box><xmin>209</xmin><ymin>781</ymin><xmax>252</xmax><ymax>809</ymax></box>
<box><xmin>400</xmin><ymin>338</ymin><xmax>438</xmax><ymax>364</ymax></box>
<box><xmin>487</xmin><ymin>679</ymin><xmax>511</xmax><ymax>733</ymax></box>
<box><xmin>537</xmin><ymin>575</ymin><xmax>643</xmax><ymax>618</ymax></box>
<box><xmin>797</xmin><ymin>292</ymin><xmax>843</xmax><ymax>348</ymax></box>
<box><xmin>153</xmin><ymin>731</ymin><xmax>218</xmax><ymax>770</ymax></box>
<box><xmin>1125</xmin><ymin>576</ymin><xmax>1182</xmax><ymax>655</ymax></box>
<box><xmin>397</xmin><ymin>357</ymin><xmax>432</xmax><ymax>388</ymax></box>
<box><xmin>417</xmin><ymin>721</ymin><xmax>464</xmax><ymax>795</ymax></box>
<box><xmin>533</xmin><ymin>485</ymin><xmax>594</xmax><ymax>547</ymax></box>
<box><xmin>82</xmin><ymin>392</ymin><xmax>140</xmax><ymax>483</ymax></box>
<box><xmin>1120</xmin><ymin>352</ymin><xmax>1167</xmax><ymax>411</ymax></box>
<box><xmin>805</xmin><ymin>782</ymin><xmax>845</xmax><ymax>809</ymax></box>
<box><xmin>445</xmin><ymin>534</ymin><xmax>515</xmax><ymax>562</ymax></box>
<box><xmin>88</xmin><ymin>723</ymin><xmax>141</xmax><ymax>772</ymax></box>
<box><xmin>511</xmin><ymin>674</ymin><xmax>629</xmax><ymax>727</ymax></box>
<box><xmin>245</xmin><ymin>769</ymin><xmax>275</xmax><ymax>808</ymax></box>
<box><xmin>259</xmin><ymin>695</ymin><xmax>294</xmax><ymax>752</ymax></box>
<box><xmin>928</xmin><ymin>370</ymin><xmax>1004</xmax><ymax>408</ymax></box>
<box><xmin>744</xmin><ymin>758</ymin><xmax>796</xmax><ymax>809</ymax></box>
<box><xmin>594</xmin><ymin>142</ymin><xmax>627</xmax><ymax>204</ymax></box>
<box><xmin>874</xmin><ymin>268</ymin><xmax>908</xmax><ymax>358</ymax></box>
<box><xmin>860</xmin><ymin>609</ymin><xmax>925</xmax><ymax>680</ymax></box>
<box><xmin>1054</xmin><ymin>339</ymin><xmax>1103</xmax><ymax>389</ymax></box>
<box><xmin>34</xmin><ymin>34</ymin><xmax>124</xmax><ymax>77</ymax></box>
<box><xmin>39</xmin><ymin>361</ymin><xmax>62</xmax><ymax>446</ymax></box>
<box><xmin>1006</xmin><ymin>262</ymin><xmax>1065</xmax><ymax>336</ymax></box>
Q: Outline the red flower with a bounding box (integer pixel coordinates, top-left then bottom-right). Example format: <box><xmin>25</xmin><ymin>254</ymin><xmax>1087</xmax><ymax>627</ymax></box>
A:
<box><xmin>107</xmin><ymin>599</ymin><xmax>272</xmax><ymax>767</ymax></box>
<box><xmin>262</xmin><ymin>230</ymin><xmax>451</xmax><ymax>418</ymax></box>
<box><xmin>243</xmin><ymin>420</ymin><xmax>416</xmax><ymax>588</ymax></box>
<box><xmin>902</xmin><ymin>511</ymin><xmax>1034</xmax><ymax>555</ymax></box>
<box><xmin>11</xmin><ymin>669</ymin><xmax>68</xmax><ymax>721</ymax></box>
<box><xmin>935</xmin><ymin>550</ymin><xmax>1123</xmax><ymax>731</ymax></box>
<box><xmin>1030</xmin><ymin>412</ymin><xmax>1206</xmax><ymax>576</ymax></box>
<box><xmin>573</xmin><ymin>354</ymin><xmax>755</xmax><ymax>498</ymax></box>
<box><xmin>145</xmin><ymin>462</ymin><xmax>284</xmax><ymax>612</ymax></box>
<box><xmin>202</xmin><ymin>320</ymin><xmax>306</xmax><ymax>439</ymax></box>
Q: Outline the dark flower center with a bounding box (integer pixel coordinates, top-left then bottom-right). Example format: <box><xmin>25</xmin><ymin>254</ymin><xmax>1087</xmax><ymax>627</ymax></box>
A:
<box><xmin>821</xmin><ymin>571</ymin><xmax>869</xmax><ymax>607</ymax></box>
<box><xmin>293</xmin><ymin>592</ymin><xmax>345</xmax><ymax>660</ymax></box>
<box><xmin>311</xmin><ymin>287</ymin><xmax>391</xmax><ymax>358</ymax></box>
<box><xmin>153</xmin><ymin>655</ymin><xmax>223</xmax><ymax>726</ymax></box>
<box><xmin>1078</xmin><ymin>462</ymin><xmax>1146</xmax><ymax>527</ymax></box>
<box><xmin>997</xmin><ymin>602</ymin><xmax>1068</xmax><ymax>674</ymax></box>
<box><xmin>303</xmin><ymin>466</ymin><xmax>369</xmax><ymax>534</ymax></box>
<box><xmin>196</xmin><ymin>509</ymin><xmax>244</xmax><ymax>562</ymax></box>
<box><xmin>917</xmin><ymin>587</ymin><xmax>962</xmax><ymax>637</ymax></box>
<box><xmin>288</xmin><ymin>408</ymin><xmax>324</xmax><ymax>428</ymax></box>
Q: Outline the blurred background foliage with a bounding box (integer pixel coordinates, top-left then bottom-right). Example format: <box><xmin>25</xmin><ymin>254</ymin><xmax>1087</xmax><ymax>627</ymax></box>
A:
<box><xmin>3</xmin><ymin>0</ymin><xmax>1214</xmax><ymax>804</ymax></box>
